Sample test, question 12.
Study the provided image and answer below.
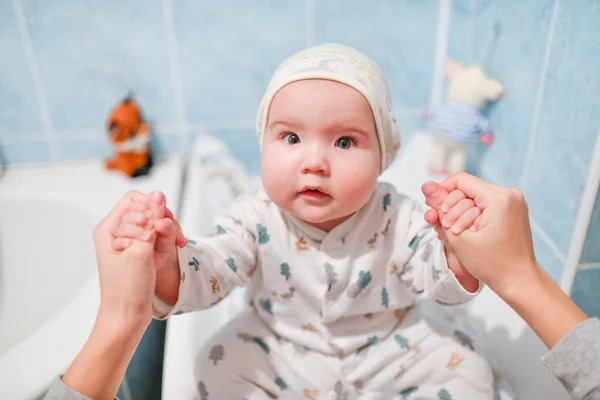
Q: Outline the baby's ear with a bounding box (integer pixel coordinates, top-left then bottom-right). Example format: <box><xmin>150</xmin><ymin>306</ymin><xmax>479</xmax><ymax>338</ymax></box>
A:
<box><xmin>445</xmin><ymin>59</ymin><xmax>464</xmax><ymax>80</ymax></box>
<box><xmin>485</xmin><ymin>79</ymin><xmax>504</xmax><ymax>100</ymax></box>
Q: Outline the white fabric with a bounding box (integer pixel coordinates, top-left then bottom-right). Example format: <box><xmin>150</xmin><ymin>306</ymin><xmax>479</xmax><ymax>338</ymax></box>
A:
<box><xmin>255</xmin><ymin>43</ymin><xmax>401</xmax><ymax>173</ymax></box>
<box><xmin>153</xmin><ymin>182</ymin><xmax>481</xmax><ymax>355</ymax></box>
<box><xmin>192</xmin><ymin>306</ymin><xmax>494</xmax><ymax>399</ymax></box>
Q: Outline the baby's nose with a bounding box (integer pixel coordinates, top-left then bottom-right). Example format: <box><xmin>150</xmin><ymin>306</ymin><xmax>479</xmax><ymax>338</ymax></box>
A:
<box><xmin>301</xmin><ymin>153</ymin><xmax>329</xmax><ymax>175</ymax></box>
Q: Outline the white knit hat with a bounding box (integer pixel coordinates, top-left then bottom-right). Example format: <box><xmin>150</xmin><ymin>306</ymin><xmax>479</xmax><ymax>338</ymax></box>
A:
<box><xmin>255</xmin><ymin>43</ymin><xmax>401</xmax><ymax>173</ymax></box>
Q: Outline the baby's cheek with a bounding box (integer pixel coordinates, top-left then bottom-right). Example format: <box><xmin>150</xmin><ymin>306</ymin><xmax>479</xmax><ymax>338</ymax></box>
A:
<box><xmin>261</xmin><ymin>149</ymin><xmax>292</xmax><ymax>207</ymax></box>
<box><xmin>337</xmin><ymin>159</ymin><xmax>378</xmax><ymax>204</ymax></box>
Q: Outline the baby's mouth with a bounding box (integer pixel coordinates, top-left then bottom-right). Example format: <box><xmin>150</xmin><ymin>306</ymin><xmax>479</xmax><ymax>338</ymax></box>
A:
<box><xmin>300</xmin><ymin>187</ymin><xmax>330</xmax><ymax>200</ymax></box>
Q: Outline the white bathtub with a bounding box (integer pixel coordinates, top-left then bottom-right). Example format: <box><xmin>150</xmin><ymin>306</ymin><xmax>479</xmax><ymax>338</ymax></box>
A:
<box><xmin>0</xmin><ymin>157</ymin><xmax>183</xmax><ymax>399</ymax></box>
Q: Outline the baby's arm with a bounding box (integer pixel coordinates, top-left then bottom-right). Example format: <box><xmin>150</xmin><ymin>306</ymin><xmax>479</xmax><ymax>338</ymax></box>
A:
<box><xmin>398</xmin><ymin>198</ymin><xmax>482</xmax><ymax>305</ymax></box>
<box><xmin>112</xmin><ymin>193</ymin><xmax>262</xmax><ymax>319</ymax></box>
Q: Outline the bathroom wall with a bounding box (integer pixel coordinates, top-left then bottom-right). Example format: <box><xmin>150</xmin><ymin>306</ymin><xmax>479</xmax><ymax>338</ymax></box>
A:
<box><xmin>447</xmin><ymin>0</ymin><xmax>600</xmax><ymax>282</ymax></box>
<box><xmin>572</xmin><ymin>187</ymin><xmax>600</xmax><ymax>319</ymax></box>
<box><xmin>0</xmin><ymin>0</ymin><xmax>444</xmax><ymax>177</ymax></box>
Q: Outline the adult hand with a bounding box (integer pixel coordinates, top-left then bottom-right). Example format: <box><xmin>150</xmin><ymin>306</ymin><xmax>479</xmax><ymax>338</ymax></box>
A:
<box><xmin>95</xmin><ymin>190</ymin><xmax>163</xmax><ymax>324</ymax></box>
<box><xmin>59</xmin><ymin>191</ymin><xmax>162</xmax><ymax>400</ymax></box>
<box><xmin>421</xmin><ymin>172</ymin><xmax>588</xmax><ymax>350</ymax></box>
<box><xmin>422</xmin><ymin>172</ymin><xmax>536</xmax><ymax>296</ymax></box>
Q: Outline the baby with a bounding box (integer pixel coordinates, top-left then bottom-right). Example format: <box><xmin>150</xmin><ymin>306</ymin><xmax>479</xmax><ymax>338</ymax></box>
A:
<box><xmin>112</xmin><ymin>44</ymin><xmax>494</xmax><ymax>399</ymax></box>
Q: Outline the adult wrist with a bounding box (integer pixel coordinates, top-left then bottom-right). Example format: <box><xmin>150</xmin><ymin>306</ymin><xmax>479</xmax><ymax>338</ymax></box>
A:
<box><xmin>490</xmin><ymin>258</ymin><xmax>542</xmax><ymax>303</ymax></box>
<box><xmin>96</xmin><ymin>303</ymin><xmax>152</xmax><ymax>336</ymax></box>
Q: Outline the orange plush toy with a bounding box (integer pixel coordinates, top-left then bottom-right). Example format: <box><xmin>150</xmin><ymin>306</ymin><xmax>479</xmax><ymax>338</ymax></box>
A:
<box><xmin>105</xmin><ymin>96</ymin><xmax>153</xmax><ymax>177</ymax></box>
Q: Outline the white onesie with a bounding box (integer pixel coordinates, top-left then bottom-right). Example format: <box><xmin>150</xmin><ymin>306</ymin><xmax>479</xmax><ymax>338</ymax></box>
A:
<box><xmin>153</xmin><ymin>183</ymin><xmax>494</xmax><ymax>399</ymax></box>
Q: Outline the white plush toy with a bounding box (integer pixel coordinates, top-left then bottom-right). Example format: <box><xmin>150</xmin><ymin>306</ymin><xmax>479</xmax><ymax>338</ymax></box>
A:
<box><xmin>424</xmin><ymin>59</ymin><xmax>504</xmax><ymax>175</ymax></box>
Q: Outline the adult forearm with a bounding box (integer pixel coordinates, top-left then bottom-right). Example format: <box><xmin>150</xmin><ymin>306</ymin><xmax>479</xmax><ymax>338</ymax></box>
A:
<box><xmin>61</xmin><ymin>310</ymin><xmax>149</xmax><ymax>400</ymax></box>
<box><xmin>497</xmin><ymin>262</ymin><xmax>588</xmax><ymax>349</ymax></box>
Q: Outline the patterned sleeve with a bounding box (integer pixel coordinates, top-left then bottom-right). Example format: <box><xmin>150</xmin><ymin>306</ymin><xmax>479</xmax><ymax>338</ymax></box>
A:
<box><xmin>153</xmin><ymin>194</ymin><xmax>265</xmax><ymax>319</ymax></box>
<box><xmin>398</xmin><ymin>199</ymin><xmax>482</xmax><ymax>305</ymax></box>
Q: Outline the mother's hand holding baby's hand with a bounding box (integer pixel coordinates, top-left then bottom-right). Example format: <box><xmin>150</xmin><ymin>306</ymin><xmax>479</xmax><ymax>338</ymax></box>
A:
<box><xmin>60</xmin><ymin>191</ymin><xmax>164</xmax><ymax>400</ymax></box>
<box><xmin>93</xmin><ymin>190</ymin><xmax>161</xmax><ymax>326</ymax></box>
<box><xmin>422</xmin><ymin>172</ymin><xmax>593</xmax><ymax>353</ymax></box>
<box><xmin>422</xmin><ymin>172</ymin><xmax>538</xmax><ymax>297</ymax></box>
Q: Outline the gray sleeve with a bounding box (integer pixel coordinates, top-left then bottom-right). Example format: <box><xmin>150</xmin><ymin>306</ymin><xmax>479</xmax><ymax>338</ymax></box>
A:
<box><xmin>43</xmin><ymin>377</ymin><xmax>120</xmax><ymax>400</ymax></box>
<box><xmin>541</xmin><ymin>318</ymin><xmax>600</xmax><ymax>400</ymax></box>
<box><xmin>42</xmin><ymin>378</ymin><xmax>91</xmax><ymax>400</ymax></box>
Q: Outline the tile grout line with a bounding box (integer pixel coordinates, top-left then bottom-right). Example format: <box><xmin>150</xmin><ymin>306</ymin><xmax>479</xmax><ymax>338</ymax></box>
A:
<box><xmin>518</xmin><ymin>0</ymin><xmax>561</xmax><ymax>192</ymax></box>
<box><xmin>561</xmin><ymin>127</ymin><xmax>600</xmax><ymax>293</ymax></box>
<box><xmin>466</xmin><ymin>0</ymin><xmax>476</xmax><ymax>63</ymax></box>
<box><xmin>13</xmin><ymin>0</ymin><xmax>60</xmax><ymax>161</ymax></box>
<box><xmin>430</xmin><ymin>0</ymin><xmax>452</xmax><ymax>106</ymax></box>
<box><xmin>161</xmin><ymin>0</ymin><xmax>191</xmax><ymax>152</ymax></box>
<box><xmin>305</xmin><ymin>0</ymin><xmax>316</xmax><ymax>48</ymax></box>
<box><xmin>530</xmin><ymin>217</ymin><xmax>567</xmax><ymax>264</ymax></box>
<box><xmin>578</xmin><ymin>262</ymin><xmax>600</xmax><ymax>271</ymax></box>
<box><xmin>1</xmin><ymin>106</ymin><xmax>427</xmax><ymax>145</ymax></box>
<box><xmin>1</xmin><ymin>120</ymin><xmax>257</xmax><ymax>144</ymax></box>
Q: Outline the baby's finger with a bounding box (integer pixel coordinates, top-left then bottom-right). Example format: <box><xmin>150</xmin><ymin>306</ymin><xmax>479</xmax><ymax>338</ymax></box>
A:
<box><xmin>441</xmin><ymin>190</ymin><xmax>467</xmax><ymax>213</ymax></box>
<box><xmin>112</xmin><ymin>237</ymin><xmax>132</xmax><ymax>251</ymax></box>
<box><xmin>441</xmin><ymin>198</ymin><xmax>474</xmax><ymax>228</ymax></box>
<box><xmin>433</xmin><ymin>221</ymin><xmax>444</xmax><ymax>237</ymax></box>
<box><xmin>174</xmin><ymin>220</ymin><xmax>187</xmax><ymax>248</ymax></box>
<box><xmin>114</xmin><ymin>222</ymin><xmax>153</xmax><ymax>241</ymax></box>
<box><xmin>121</xmin><ymin>210</ymin><xmax>152</xmax><ymax>227</ymax></box>
<box><xmin>424</xmin><ymin>208</ymin><xmax>439</xmax><ymax>225</ymax></box>
<box><xmin>425</xmin><ymin>208</ymin><xmax>440</xmax><ymax>225</ymax></box>
<box><xmin>147</xmin><ymin>191</ymin><xmax>167</xmax><ymax>221</ymax></box>
<box><xmin>450</xmin><ymin>207</ymin><xmax>482</xmax><ymax>235</ymax></box>
<box><xmin>154</xmin><ymin>218</ymin><xmax>179</xmax><ymax>253</ymax></box>
<box><xmin>127</xmin><ymin>200</ymin><xmax>151</xmax><ymax>214</ymax></box>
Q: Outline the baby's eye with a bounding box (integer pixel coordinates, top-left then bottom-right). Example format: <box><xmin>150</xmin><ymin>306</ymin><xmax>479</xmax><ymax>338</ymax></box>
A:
<box><xmin>283</xmin><ymin>132</ymin><xmax>300</xmax><ymax>145</ymax></box>
<box><xmin>336</xmin><ymin>136</ymin><xmax>355</xmax><ymax>149</ymax></box>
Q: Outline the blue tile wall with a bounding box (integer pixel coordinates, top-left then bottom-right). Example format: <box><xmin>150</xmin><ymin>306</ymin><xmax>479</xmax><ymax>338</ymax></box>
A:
<box><xmin>204</xmin><ymin>129</ymin><xmax>262</xmax><ymax>177</ymax></box>
<box><xmin>21</xmin><ymin>0</ymin><xmax>176</xmax><ymax>132</ymax></box>
<box><xmin>1</xmin><ymin>0</ymin><xmax>442</xmax><ymax>168</ymax></box>
<box><xmin>56</xmin><ymin>136</ymin><xmax>112</xmax><ymax>163</ymax></box>
<box><xmin>1</xmin><ymin>141</ymin><xmax>51</xmax><ymax>165</ymax></box>
<box><xmin>150</xmin><ymin>132</ymin><xmax>182</xmax><ymax>158</ymax></box>
<box><xmin>446</xmin><ymin>0</ymin><xmax>599</xmax><ymax>283</ymax></box>
<box><xmin>532</xmin><ymin>229</ymin><xmax>564</xmax><ymax>283</ymax></box>
<box><xmin>314</xmin><ymin>0</ymin><xmax>439</xmax><ymax>110</ymax></box>
<box><xmin>0</xmin><ymin>0</ymin><xmax>44</xmax><ymax>136</ymax></box>
<box><xmin>571</xmin><ymin>267</ymin><xmax>600</xmax><ymax>319</ymax></box>
<box><xmin>173</xmin><ymin>0</ymin><xmax>307</xmax><ymax>124</ymax></box>
<box><xmin>523</xmin><ymin>0</ymin><xmax>600</xmax><ymax>256</ymax></box>
<box><xmin>447</xmin><ymin>0</ymin><xmax>555</xmax><ymax>188</ymax></box>
<box><xmin>581</xmin><ymin>189</ymin><xmax>600</xmax><ymax>264</ymax></box>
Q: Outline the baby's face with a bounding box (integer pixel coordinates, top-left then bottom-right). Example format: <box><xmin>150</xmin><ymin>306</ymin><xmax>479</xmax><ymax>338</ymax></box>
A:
<box><xmin>261</xmin><ymin>79</ymin><xmax>381</xmax><ymax>232</ymax></box>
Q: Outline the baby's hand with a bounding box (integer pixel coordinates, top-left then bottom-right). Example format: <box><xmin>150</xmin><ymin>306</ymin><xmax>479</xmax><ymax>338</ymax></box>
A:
<box><xmin>423</xmin><ymin>183</ymin><xmax>481</xmax><ymax>293</ymax></box>
<box><xmin>439</xmin><ymin>189</ymin><xmax>482</xmax><ymax>234</ymax></box>
<box><xmin>424</xmin><ymin>189</ymin><xmax>482</xmax><ymax>240</ymax></box>
<box><xmin>111</xmin><ymin>191</ymin><xmax>186</xmax><ymax>272</ymax></box>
